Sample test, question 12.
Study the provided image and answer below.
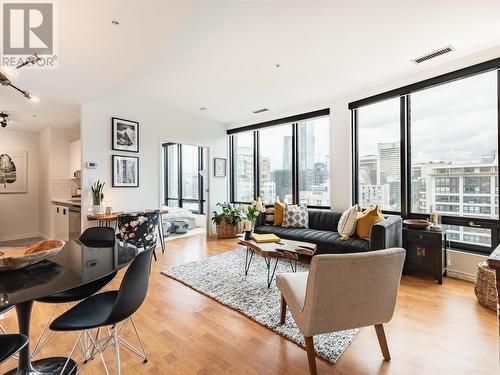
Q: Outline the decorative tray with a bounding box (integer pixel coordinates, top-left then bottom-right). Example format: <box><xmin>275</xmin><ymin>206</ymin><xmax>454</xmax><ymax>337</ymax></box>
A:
<box><xmin>403</xmin><ymin>219</ymin><xmax>431</xmax><ymax>230</ymax></box>
<box><xmin>0</xmin><ymin>240</ymin><xmax>65</xmax><ymax>272</ymax></box>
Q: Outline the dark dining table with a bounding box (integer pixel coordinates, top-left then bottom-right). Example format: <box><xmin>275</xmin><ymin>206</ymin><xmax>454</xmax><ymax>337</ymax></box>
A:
<box><xmin>0</xmin><ymin>240</ymin><xmax>139</xmax><ymax>375</ymax></box>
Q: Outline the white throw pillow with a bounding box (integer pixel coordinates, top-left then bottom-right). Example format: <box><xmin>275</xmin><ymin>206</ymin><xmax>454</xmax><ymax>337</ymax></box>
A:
<box><xmin>282</xmin><ymin>205</ymin><xmax>308</xmax><ymax>228</ymax></box>
<box><xmin>337</xmin><ymin>205</ymin><xmax>359</xmax><ymax>239</ymax></box>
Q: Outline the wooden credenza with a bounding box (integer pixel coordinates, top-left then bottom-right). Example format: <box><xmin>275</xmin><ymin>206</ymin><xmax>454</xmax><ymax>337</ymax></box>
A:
<box><xmin>487</xmin><ymin>245</ymin><xmax>500</xmax><ymax>335</ymax></box>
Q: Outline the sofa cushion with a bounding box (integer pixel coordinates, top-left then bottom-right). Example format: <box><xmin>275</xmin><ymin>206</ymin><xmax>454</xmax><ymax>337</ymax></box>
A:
<box><xmin>254</xmin><ymin>225</ymin><xmax>370</xmax><ymax>255</ymax></box>
<box><xmin>282</xmin><ymin>205</ymin><xmax>308</xmax><ymax>228</ymax></box>
<box><xmin>308</xmin><ymin>210</ymin><xmax>342</xmax><ymax>231</ymax></box>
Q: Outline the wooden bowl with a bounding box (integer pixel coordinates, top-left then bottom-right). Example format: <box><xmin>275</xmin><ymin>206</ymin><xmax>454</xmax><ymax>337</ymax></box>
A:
<box><xmin>0</xmin><ymin>240</ymin><xmax>65</xmax><ymax>272</ymax></box>
<box><xmin>403</xmin><ymin>219</ymin><xmax>431</xmax><ymax>230</ymax></box>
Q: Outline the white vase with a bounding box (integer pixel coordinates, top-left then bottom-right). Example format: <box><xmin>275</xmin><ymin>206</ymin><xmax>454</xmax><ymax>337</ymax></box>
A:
<box><xmin>92</xmin><ymin>204</ymin><xmax>104</xmax><ymax>215</ymax></box>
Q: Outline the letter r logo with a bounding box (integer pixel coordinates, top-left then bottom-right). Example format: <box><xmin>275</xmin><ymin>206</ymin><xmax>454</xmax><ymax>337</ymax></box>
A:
<box><xmin>3</xmin><ymin>3</ymin><xmax>53</xmax><ymax>55</ymax></box>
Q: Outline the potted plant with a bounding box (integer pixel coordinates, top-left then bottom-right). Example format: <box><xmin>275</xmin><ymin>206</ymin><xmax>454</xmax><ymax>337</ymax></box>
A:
<box><xmin>91</xmin><ymin>180</ymin><xmax>105</xmax><ymax>215</ymax></box>
<box><xmin>212</xmin><ymin>202</ymin><xmax>243</xmax><ymax>239</ymax></box>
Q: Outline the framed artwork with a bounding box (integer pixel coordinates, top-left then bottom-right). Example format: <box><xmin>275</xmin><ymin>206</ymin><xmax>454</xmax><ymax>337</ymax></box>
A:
<box><xmin>112</xmin><ymin>117</ymin><xmax>139</xmax><ymax>153</ymax></box>
<box><xmin>0</xmin><ymin>150</ymin><xmax>27</xmax><ymax>193</ymax></box>
<box><xmin>214</xmin><ymin>157</ymin><xmax>226</xmax><ymax>177</ymax></box>
<box><xmin>112</xmin><ymin>155</ymin><xmax>139</xmax><ymax>187</ymax></box>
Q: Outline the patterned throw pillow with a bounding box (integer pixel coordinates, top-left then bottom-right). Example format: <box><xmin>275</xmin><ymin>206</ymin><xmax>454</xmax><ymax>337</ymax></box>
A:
<box><xmin>265</xmin><ymin>205</ymin><xmax>275</xmax><ymax>225</ymax></box>
<box><xmin>282</xmin><ymin>205</ymin><xmax>308</xmax><ymax>228</ymax></box>
<box><xmin>337</xmin><ymin>204</ymin><xmax>359</xmax><ymax>240</ymax></box>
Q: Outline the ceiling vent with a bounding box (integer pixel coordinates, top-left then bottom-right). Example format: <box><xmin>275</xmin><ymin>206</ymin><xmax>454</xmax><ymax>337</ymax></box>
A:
<box><xmin>252</xmin><ymin>108</ymin><xmax>269</xmax><ymax>114</ymax></box>
<box><xmin>411</xmin><ymin>45</ymin><xmax>455</xmax><ymax>64</ymax></box>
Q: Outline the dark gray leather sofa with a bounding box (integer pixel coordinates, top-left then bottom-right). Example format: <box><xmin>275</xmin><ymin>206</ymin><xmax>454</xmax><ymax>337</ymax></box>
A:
<box><xmin>254</xmin><ymin>209</ymin><xmax>402</xmax><ymax>255</ymax></box>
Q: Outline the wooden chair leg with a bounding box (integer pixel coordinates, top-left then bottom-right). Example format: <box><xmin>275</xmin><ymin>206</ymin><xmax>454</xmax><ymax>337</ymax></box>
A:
<box><xmin>280</xmin><ymin>295</ymin><xmax>287</xmax><ymax>324</ymax></box>
<box><xmin>304</xmin><ymin>336</ymin><xmax>317</xmax><ymax>375</ymax></box>
<box><xmin>374</xmin><ymin>324</ymin><xmax>391</xmax><ymax>361</ymax></box>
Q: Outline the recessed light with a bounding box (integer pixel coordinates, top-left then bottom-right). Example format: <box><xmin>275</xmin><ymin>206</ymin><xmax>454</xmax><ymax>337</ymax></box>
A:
<box><xmin>275</xmin><ymin>64</ymin><xmax>281</xmax><ymax>68</ymax></box>
<box><xmin>111</xmin><ymin>20</ymin><xmax>120</xmax><ymax>25</ymax></box>
<box><xmin>199</xmin><ymin>107</ymin><xmax>207</xmax><ymax>111</ymax></box>
<box><xmin>253</xmin><ymin>108</ymin><xmax>269</xmax><ymax>114</ymax></box>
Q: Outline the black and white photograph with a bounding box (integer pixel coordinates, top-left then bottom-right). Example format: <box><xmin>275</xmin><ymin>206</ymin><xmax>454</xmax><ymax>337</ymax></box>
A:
<box><xmin>112</xmin><ymin>155</ymin><xmax>139</xmax><ymax>187</ymax></box>
<box><xmin>112</xmin><ymin>117</ymin><xmax>139</xmax><ymax>153</ymax></box>
<box><xmin>0</xmin><ymin>150</ymin><xmax>27</xmax><ymax>193</ymax></box>
<box><xmin>214</xmin><ymin>157</ymin><xmax>226</xmax><ymax>177</ymax></box>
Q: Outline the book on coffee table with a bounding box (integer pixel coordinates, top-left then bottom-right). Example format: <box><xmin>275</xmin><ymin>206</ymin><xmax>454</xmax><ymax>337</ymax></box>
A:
<box><xmin>251</xmin><ymin>233</ymin><xmax>281</xmax><ymax>243</ymax></box>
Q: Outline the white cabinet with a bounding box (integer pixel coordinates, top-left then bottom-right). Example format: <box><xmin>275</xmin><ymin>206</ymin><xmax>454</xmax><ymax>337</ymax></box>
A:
<box><xmin>52</xmin><ymin>205</ymin><xmax>69</xmax><ymax>240</ymax></box>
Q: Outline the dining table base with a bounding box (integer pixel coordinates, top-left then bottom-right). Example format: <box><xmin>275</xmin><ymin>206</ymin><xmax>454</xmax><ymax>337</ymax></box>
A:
<box><xmin>4</xmin><ymin>357</ymin><xmax>77</xmax><ymax>375</ymax></box>
<box><xmin>4</xmin><ymin>302</ymin><xmax>77</xmax><ymax>375</ymax></box>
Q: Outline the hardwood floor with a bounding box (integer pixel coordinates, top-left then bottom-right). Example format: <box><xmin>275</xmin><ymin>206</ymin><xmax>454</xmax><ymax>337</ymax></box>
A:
<box><xmin>0</xmin><ymin>234</ymin><xmax>498</xmax><ymax>374</ymax></box>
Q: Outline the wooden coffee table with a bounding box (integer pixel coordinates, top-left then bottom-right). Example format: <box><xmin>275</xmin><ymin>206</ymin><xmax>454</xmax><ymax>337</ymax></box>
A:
<box><xmin>238</xmin><ymin>238</ymin><xmax>317</xmax><ymax>288</ymax></box>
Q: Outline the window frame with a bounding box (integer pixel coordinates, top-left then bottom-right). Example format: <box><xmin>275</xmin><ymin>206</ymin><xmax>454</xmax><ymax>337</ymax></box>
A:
<box><xmin>351</xmin><ymin>59</ymin><xmax>500</xmax><ymax>255</ymax></box>
<box><xmin>163</xmin><ymin>143</ymin><xmax>205</xmax><ymax>214</ymax></box>
<box><xmin>228</xmin><ymin>109</ymin><xmax>331</xmax><ymax>209</ymax></box>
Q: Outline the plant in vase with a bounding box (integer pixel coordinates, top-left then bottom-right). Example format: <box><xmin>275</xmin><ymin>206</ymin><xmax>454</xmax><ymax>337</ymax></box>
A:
<box><xmin>90</xmin><ymin>180</ymin><xmax>105</xmax><ymax>215</ymax></box>
<box><xmin>243</xmin><ymin>198</ymin><xmax>266</xmax><ymax>230</ymax></box>
<box><xmin>212</xmin><ymin>202</ymin><xmax>243</xmax><ymax>239</ymax></box>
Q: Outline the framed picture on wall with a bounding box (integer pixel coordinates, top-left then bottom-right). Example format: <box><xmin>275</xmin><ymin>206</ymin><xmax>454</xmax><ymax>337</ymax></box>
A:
<box><xmin>214</xmin><ymin>157</ymin><xmax>226</xmax><ymax>177</ymax></box>
<box><xmin>112</xmin><ymin>155</ymin><xmax>139</xmax><ymax>187</ymax></box>
<box><xmin>0</xmin><ymin>150</ymin><xmax>27</xmax><ymax>193</ymax></box>
<box><xmin>112</xmin><ymin>117</ymin><xmax>139</xmax><ymax>153</ymax></box>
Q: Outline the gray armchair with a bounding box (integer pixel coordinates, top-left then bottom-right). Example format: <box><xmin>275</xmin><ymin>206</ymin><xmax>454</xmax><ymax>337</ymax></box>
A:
<box><xmin>276</xmin><ymin>248</ymin><xmax>406</xmax><ymax>375</ymax></box>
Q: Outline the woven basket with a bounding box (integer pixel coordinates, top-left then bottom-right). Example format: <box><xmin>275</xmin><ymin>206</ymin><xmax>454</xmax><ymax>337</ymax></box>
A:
<box><xmin>474</xmin><ymin>262</ymin><xmax>498</xmax><ymax>311</ymax></box>
<box><xmin>215</xmin><ymin>219</ymin><xmax>240</xmax><ymax>239</ymax></box>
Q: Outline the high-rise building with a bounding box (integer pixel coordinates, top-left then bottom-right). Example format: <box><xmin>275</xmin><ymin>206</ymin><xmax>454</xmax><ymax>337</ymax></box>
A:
<box><xmin>378</xmin><ymin>142</ymin><xmax>400</xmax><ymax>185</ymax></box>
<box><xmin>359</xmin><ymin>154</ymin><xmax>377</xmax><ymax>185</ymax></box>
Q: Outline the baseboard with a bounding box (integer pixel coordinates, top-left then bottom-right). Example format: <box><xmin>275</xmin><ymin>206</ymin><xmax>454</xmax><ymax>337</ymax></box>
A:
<box><xmin>446</xmin><ymin>269</ymin><xmax>476</xmax><ymax>282</ymax></box>
<box><xmin>446</xmin><ymin>249</ymin><xmax>487</xmax><ymax>283</ymax></box>
<box><xmin>0</xmin><ymin>232</ymin><xmax>41</xmax><ymax>242</ymax></box>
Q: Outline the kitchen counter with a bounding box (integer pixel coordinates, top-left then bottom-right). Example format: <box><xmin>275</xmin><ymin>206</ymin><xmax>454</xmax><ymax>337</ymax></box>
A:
<box><xmin>51</xmin><ymin>198</ymin><xmax>81</xmax><ymax>207</ymax></box>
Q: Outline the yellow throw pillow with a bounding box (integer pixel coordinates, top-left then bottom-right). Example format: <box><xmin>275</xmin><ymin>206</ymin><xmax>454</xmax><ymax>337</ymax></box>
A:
<box><xmin>273</xmin><ymin>202</ymin><xmax>286</xmax><ymax>226</ymax></box>
<box><xmin>355</xmin><ymin>205</ymin><xmax>384</xmax><ymax>241</ymax></box>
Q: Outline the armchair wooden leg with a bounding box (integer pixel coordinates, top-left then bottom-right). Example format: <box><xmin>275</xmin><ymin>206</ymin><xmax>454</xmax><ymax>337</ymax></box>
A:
<box><xmin>304</xmin><ymin>336</ymin><xmax>317</xmax><ymax>375</ymax></box>
<box><xmin>374</xmin><ymin>324</ymin><xmax>391</xmax><ymax>361</ymax></box>
<box><xmin>280</xmin><ymin>295</ymin><xmax>287</xmax><ymax>324</ymax></box>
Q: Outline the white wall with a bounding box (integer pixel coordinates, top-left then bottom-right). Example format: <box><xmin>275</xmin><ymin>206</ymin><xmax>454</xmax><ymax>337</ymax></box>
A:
<box><xmin>0</xmin><ymin>129</ymin><xmax>40</xmax><ymax>241</ymax></box>
<box><xmin>38</xmin><ymin>127</ymin><xmax>80</xmax><ymax>238</ymax></box>
<box><xmin>81</xmin><ymin>93</ymin><xmax>228</xmax><ymax>231</ymax></box>
<box><xmin>69</xmin><ymin>140</ymin><xmax>82</xmax><ymax>177</ymax></box>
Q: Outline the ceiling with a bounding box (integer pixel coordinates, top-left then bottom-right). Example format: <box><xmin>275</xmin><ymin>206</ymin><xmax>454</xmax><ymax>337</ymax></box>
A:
<box><xmin>2</xmin><ymin>0</ymin><xmax>500</xmax><ymax>131</ymax></box>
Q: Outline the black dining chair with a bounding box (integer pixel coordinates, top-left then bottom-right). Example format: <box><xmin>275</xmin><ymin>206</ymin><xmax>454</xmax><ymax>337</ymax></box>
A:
<box><xmin>116</xmin><ymin>210</ymin><xmax>160</xmax><ymax>261</ymax></box>
<box><xmin>0</xmin><ymin>334</ymin><xmax>28</xmax><ymax>365</ymax></box>
<box><xmin>31</xmin><ymin>227</ymin><xmax>117</xmax><ymax>359</ymax></box>
<box><xmin>49</xmin><ymin>247</ymin><xmax>154</xmax><ymax>375</ymax></box>
<box><xmin>79</xmin><ymin>226</ymin><xmax>116</xmax><ymax>248</ymax></box>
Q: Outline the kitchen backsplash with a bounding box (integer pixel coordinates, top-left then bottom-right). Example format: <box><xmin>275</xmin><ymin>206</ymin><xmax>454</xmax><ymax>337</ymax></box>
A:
<box><xmin>50</xmin><ymin>179</ymin><xmax>79</xmax><ymax>198</ymax></box>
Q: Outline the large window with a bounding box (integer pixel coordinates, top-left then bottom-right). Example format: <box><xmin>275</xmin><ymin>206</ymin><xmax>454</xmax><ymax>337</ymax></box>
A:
<box><xmin>229</xmin><ymin>110</ymin><xmax>330</xmax><ymax>208</ymax></box>
<box><xmin>351</xmin><ymin>61</ymin><xmax>500</xmax><ymax>254</ymax></box>
<box><xmin>298</xmin><ymin>117</ymin><xmax>331</xmax><ymax>207</ymax></box>
<box><xmin>259</xmin><ymin>125</ymin><xmax>293</xmax><ymax>204</ymax></box>
<box><xmin>163</xmin><ymin>143</ymin><xmax>204</xmax><ymax>213</ymax></box>
<box><xmin>356</xmin><ymin>98</ymin><xmax>400</xmax><ymax>211</ymax></box>
<box><xmin>233</xmin><ymin>132</ymin><xmax>254</xmax><ymax>202</ymax></box>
